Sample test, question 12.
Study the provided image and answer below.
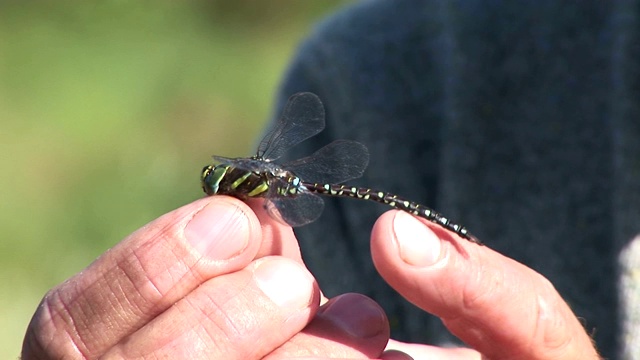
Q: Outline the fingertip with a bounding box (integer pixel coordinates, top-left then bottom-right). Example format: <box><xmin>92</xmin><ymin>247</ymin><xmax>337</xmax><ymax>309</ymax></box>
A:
<box><xmin>392</xmin><ymin>211</ymin><xmax>443</xmax><ymax>267</ymax></box>
<box><xmin>252</xmin><ymin>257</ymin><xmax>319</xmax><ymax>310</ymax></box>
<box><xmin>316</xmin><ymin>293</ymin><xmax>389</xmax><ymax>340</ymax></box>
<box><xmin>183</xmin><ymin>196</ymin><xmax>261</xmax><ymax>261</ymax></box>
<box><xmin>380</xmin><ymin>349</ymin><xmax>415</xmax><ymax>360</ymax></box>
<box><xmin>372</xmin><ymin>210</ymin><xmax>485</xmax><ymax>324</ymax></box>
<box><xmin>371</xmin><ymin>211</ymin><xmax>398</xmax><ymax>260</ymax></box>
<box><xmin>372</xmin><ymin>211</ymin><xmax>447</xmax><ymax>275</ymax></box>
<box><xmin>269</xmin><ymin>293</ymin><xmax>389</xmax><ymax>359</ymax></box>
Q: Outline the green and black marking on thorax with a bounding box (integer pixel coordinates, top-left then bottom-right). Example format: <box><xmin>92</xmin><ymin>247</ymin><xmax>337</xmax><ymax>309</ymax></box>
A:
<box><xmin>201</xmin><ymin>162</ymin><xmax>303</xmax><ymax>199</ymax></box>
<box><xmin>201</xmin><ymin>93</ymin><xmax>480</xmax><ymax>244</ymax></box>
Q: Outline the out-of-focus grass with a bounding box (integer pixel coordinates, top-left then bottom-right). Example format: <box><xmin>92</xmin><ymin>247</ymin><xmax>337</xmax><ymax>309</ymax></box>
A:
<box><xmin>0</xmin><ymin>1</ymin><xmax>348</xmax><ymax>357</ymax></box>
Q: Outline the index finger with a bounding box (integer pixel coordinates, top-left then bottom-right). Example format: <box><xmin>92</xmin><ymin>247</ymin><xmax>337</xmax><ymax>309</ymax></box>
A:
<box><xmin>371</xmin><ymin>211</ymin><xmax>600</xmax><ymax>360</ymax></box>
<box><xmin>24</xmin><ymin>196</ymin><xmax>264</xmax><ymax>358</ymax></box>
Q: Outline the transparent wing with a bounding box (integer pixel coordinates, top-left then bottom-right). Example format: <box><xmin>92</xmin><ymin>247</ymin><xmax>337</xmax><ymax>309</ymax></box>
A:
<box><xmin>282</xmin><ymin>140</ymin><xmax>370</xmax><ymax>184</ymax></box>
<box><xmin>212</xmin><ymin>155</ymin><xmax>237</xmax><ymax>164</ymax></box>
<box><xmin>265</xmin><ymin>191</ymin><xmax>325</xmax><ymax>227</ymax></box>
<box><xmin>257</xmin><ymin>92</ymin><xmax>325</xmax><ymax>161</ymax></box>
<box><xmin>212</xmin><ymin>155</ymin><xmax>281</xmax><ymax>173</ymax></box>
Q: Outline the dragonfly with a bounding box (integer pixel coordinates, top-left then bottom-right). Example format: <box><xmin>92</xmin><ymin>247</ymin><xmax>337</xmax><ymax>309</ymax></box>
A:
<box><xmin>201</xmin><ymin>92</ymin><xmax>480</xmax><ymax>244</ymax></box>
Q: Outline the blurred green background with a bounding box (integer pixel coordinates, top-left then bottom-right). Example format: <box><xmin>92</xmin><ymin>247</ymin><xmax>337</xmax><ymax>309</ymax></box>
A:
<box><xmin>0</xmin><ymin>1</ymin><xmax>349</xmax><ymax>357</ymax></box>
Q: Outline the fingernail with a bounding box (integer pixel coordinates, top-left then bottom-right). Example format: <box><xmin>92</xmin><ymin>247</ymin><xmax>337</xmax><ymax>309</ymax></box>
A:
<box><xmin>393</xmin><ymin>211</ymin><xmax>441</xmax><ymax>267</ymax></box>
<box><xmin>253</xmin><ymin>258</ymin><xmax>315</xmax><ymax>309</ymax></box>
<box><xmin>319</xmin><ymin>294</ymin><xmax>386</xmax><ymax>338</ymax></box>
<box><xmin>185</xmin><ymin>201</ymin><xmax>250</xmax><ymax>260</ymax></box>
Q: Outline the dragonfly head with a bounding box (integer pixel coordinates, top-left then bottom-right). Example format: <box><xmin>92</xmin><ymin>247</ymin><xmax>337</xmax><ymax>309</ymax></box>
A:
<box><xmin>201</xmin><ymin>164</ymin><xmax>228</xmax><ymax>195</ymax></box>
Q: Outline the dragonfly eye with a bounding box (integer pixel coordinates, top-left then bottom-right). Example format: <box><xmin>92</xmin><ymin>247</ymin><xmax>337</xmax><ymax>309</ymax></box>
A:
<box><xmin>201</xmin><ymin>164</ymin><xmax>229</xmax><ymax>195</ymax></box>
<box><xmin>200</xmin><ymin>165</ymin><xmax>214</xmax><ymax>194</ymax></box>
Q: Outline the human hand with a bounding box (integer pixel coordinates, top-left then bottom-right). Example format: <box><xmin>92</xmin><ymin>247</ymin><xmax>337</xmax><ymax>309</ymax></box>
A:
<box><xmin>372</xmin><ymin>211</ymin><xmax>601</xmax><ymax>360</ymax></box>
<box><xmin>22</xmin><ymin>196</ymin><xmax>390</xmax><ymax>359</ymax></box>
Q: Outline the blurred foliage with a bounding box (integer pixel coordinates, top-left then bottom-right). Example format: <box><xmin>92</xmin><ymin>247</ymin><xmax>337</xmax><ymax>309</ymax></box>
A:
<box><xmin>0</xmin><ymin>1</ymin><xmax>349</xmax><ymax>357</ymax></box>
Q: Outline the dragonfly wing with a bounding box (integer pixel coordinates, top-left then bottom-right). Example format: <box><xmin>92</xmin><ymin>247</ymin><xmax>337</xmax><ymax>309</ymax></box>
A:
<box><xmin>283</xmin><ymin>139</ymin><xmax>370</xmax><ymax>184</ymax></box>
<box><xmin>257</xmin><ymin>93</ymin><xmax>325</xmax><ymax>161</ymax></box>
<box><xmin>265</xmin><ymin>191</ymin><xmax>325</xmax><ymax>227</ymax></box>
<box><xmin>212</xmin><ymin>156</ymin><xmax>282</xmax><ymax>174</ymax></box>
<box><xmin>212</xmin><ymin>155</ymin><xmax>237</xmax><ymax>164</ymax></box>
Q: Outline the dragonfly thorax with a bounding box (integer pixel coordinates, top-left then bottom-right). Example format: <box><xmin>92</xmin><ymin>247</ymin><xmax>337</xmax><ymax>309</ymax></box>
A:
<box><xmin>200</xmin><ymin>163</ymin><xmax>304</xmax><ymax>200</ymax></box>
<box><xmin>273</xmin><ymin>172</ymin><xmax>304</xmax><ymax>197</ymax></box>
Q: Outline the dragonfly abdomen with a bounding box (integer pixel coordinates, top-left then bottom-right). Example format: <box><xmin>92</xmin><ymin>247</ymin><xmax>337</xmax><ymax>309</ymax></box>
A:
<box><xmin>302</xmin><ymin>182</ymin><xmax>479</xmax><ymax>243</ymax></box>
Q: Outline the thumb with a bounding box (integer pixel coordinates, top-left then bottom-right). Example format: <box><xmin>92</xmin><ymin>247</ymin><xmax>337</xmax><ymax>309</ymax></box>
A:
<box><xmin>371</xmin><ymin>211</ymin><xmax>600</xmax><ymax>360</ymax></box>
